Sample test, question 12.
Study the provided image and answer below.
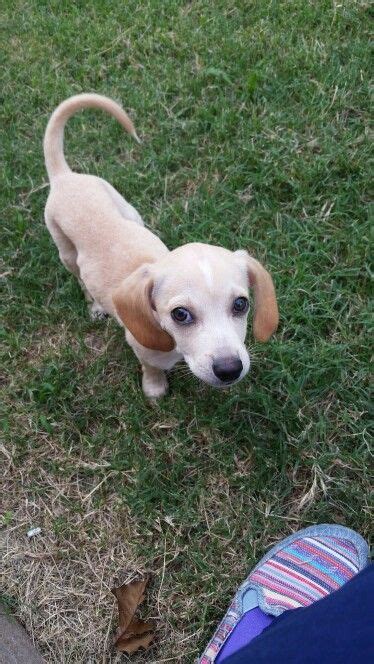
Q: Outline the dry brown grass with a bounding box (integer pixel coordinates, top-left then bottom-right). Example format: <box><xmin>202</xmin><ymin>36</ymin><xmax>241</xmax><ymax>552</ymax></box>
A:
<box><xmin>1</xmin><ymin>438</ymin><xmax>202</xmax><ymax>663</ymax></box>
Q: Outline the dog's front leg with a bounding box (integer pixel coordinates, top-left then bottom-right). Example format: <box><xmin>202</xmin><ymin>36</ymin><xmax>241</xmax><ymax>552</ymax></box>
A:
<box><xmin>141</xmin><ymin>363</ymin><xmax>169</xmax><ymax>399</ymax></box>
<box><xmin>125</xmin><ymin>330</ymin><xmax>183</xmax><ymax>399</ymax></box>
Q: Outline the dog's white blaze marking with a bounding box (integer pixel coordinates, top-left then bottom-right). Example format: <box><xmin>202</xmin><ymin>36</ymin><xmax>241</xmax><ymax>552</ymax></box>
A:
<box><xmin>199</xmin><ymin>260</ymin><xmax>214</xmax><ymax>289</ymax></box>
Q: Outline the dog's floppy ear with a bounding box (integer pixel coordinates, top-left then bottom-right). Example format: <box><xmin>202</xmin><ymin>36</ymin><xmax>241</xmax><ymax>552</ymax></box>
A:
<box><xmin>113</xmin><ymin>265</ymin><xmax>175</xmax><ymax>352</ymax></box>
<box><xmin>236</xmin><ymin>250</ymin><xmax>279</xmax><ymax>342</ymax></box>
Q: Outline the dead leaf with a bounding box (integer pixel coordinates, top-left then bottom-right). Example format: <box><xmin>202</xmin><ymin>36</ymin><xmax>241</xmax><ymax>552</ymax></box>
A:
<box><xmin>115</xmin><ymin>617</ymin><xmax>155</xmax><ymax>654</ymax></box>
<box><xmin>111</xmin><ymin>576</ymin><xmax>155</xmax><ymax>653</ymax></box>
<box><xmin>117</xmin><ymin>632</ymin><xmax>154</xmax><ymax>654</ymax></box>
<box><xmin>112</xmin><ymin>577</ymin><xmax>148</xmax><ymax>633</ymax></box>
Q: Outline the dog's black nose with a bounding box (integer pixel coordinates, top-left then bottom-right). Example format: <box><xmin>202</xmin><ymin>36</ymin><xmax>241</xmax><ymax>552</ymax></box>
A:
<box><xmin>212</xmin><ymin>357</ymin><xmax>243</xmax><ymax>383</ymax></box>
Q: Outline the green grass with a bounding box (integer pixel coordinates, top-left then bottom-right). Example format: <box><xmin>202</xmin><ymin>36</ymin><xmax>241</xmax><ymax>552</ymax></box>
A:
<box><xmin>1</xmin><ymin>1</ymin><xmax>372</xmax><ymax>661</ymax></box>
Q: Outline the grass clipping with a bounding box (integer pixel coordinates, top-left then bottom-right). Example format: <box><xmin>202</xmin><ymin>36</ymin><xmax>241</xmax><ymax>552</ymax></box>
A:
<box><xmin>111</xmin><ymin>576</ymin><xmax>154</xmax><ymax>653</ymax></box>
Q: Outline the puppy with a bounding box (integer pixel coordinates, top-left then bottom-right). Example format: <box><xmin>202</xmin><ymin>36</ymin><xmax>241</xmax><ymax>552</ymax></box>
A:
<box><xmin>44</xmin><ymin>94</ymin><xmax>278</xmax><ymax>398</ymax></box>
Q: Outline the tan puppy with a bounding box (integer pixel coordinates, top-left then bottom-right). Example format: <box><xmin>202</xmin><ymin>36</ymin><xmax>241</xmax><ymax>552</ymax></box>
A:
<box><xmin>44</xmin><ymin>94</ymin><xmax>278</xmax><ymax>398</ymax></box>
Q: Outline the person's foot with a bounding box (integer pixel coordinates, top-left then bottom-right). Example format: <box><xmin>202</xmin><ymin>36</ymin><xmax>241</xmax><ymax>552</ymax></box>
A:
<box><xmin>200</xmin><ymin>524</ymin><xmax>369</xmax><ymax>663</ymax></box>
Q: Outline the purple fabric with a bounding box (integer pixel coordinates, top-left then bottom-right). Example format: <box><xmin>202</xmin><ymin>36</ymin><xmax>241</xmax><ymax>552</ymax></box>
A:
<box><xmin>216</xmin><ymin>608</ymin><xmax>273</xmax><ymax>662</ymax></box>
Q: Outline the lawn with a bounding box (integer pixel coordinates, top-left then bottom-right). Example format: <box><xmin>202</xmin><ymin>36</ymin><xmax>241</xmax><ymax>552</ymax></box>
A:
<box><xmin>1</xmin><ymin>0</ymin><xmax>371</xmax><ymax>661</ymax></box>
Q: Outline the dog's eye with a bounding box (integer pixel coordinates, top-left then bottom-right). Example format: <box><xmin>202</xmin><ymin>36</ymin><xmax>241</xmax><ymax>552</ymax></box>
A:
<box><xmin>233</xmin><ymin>297</ymin><xmax>249</xmax><ymax>314</ymax></box>
<box><xmin>171</xmin><ymin>307</ymin><xmax>193</xmax><ymax>324</ymax></box>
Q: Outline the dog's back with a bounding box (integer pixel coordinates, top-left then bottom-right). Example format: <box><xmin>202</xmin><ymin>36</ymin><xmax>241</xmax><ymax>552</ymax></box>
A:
<box><xmin>44</xmin><ymin>95</ymin><xmax>168</xmax><ymax>316</ymax></box>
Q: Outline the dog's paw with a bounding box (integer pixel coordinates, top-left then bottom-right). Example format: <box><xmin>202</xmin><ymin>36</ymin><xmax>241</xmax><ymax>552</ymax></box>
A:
<box><xmin>89</xmin><ymin>302</ymin><xmax>109</xmax><ymax>321</ymax></box>
<box><xmin>142</xmin><ymin>369</ymin><xmax>168</xmax><ymax>399</ymax></box>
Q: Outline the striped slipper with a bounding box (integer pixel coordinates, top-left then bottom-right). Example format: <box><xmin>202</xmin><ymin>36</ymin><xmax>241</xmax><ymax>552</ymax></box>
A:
<box><xmin>200</xmin><ymin>524</ymin><xmax>369</xmax><ymax>663</ymax></box>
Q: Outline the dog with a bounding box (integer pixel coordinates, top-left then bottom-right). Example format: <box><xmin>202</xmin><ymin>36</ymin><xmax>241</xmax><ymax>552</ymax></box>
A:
<box><xmin>43</xmin><ymin>94</ymin><xmax>279</xmax><ymax>398</ymax></box>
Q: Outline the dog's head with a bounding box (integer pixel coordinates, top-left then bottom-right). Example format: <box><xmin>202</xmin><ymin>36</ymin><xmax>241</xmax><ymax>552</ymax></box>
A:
<box><xmin>113</xmin><ymin>243</ymin><xmax>278</xmax><ymax>387</ymax></box>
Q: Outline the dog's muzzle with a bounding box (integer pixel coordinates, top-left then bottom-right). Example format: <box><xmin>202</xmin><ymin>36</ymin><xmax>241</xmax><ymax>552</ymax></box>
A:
<box><xmin>212</xmin><ymin>357</ymin><xmax>243</xmax><ymax>383</ymax></box>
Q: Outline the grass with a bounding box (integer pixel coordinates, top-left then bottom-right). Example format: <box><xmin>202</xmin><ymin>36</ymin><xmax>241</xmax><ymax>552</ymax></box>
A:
<box><xmin>0</xmin><ymin>0</ymin><xmax>372</xmax><ymax>661</ymax></box>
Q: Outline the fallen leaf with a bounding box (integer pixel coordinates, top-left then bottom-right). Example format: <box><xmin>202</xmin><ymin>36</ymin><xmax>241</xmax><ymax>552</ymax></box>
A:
<box><xmin>111</xmin><ymin>577</ymin><xmax>155</xmax><ymax>653</ymax></box>
<box><xmin>112</xmin><ymin>577</ymin><xmax>148</xmax><ymax>633</ymax></box>
<box><xmin>115</xmin><ymin>617</ymin><xmax>155</xmax><ymax>654</ymax></box>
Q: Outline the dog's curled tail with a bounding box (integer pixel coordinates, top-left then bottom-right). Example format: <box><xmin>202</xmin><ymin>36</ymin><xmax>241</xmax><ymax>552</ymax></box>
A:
<box><xmin>43</xmin><ymin>93</ymin><xmax>140</xmax><ymax>181</ymax></box>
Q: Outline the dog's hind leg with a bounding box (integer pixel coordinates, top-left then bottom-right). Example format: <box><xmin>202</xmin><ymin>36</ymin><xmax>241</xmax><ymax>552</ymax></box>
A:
<box><xmin>47</xmin><ymin>219</ymin><xmax>80</xmax><ymax>278</ymax></box>
<box><xmin>47</xmin><ymin>219</ymin><xmax>108</xmax><ymax>318</ymax></box>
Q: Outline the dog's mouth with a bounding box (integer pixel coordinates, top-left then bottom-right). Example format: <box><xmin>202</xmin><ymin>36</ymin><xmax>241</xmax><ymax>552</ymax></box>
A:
<box><xmin>206</xmin><ymin>374</ymin><xmax>244</xmax><ymax>388</ymax></box>
<box><xmin>187</xmin><ymin>366</ymin><xmax>248</xmax><ymax>388</ymax></box>
<box><xmin>183</xmin><ymin>353</ymin><xmax>250</xmax><ymax>388</ymax></box>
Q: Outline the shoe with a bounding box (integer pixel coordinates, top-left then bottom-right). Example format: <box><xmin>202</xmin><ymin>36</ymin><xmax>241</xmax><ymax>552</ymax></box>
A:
<box><xmin>199</xmin><ymin>524</ymin><xmax>369</xmax><ymax>663</ymax></box>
